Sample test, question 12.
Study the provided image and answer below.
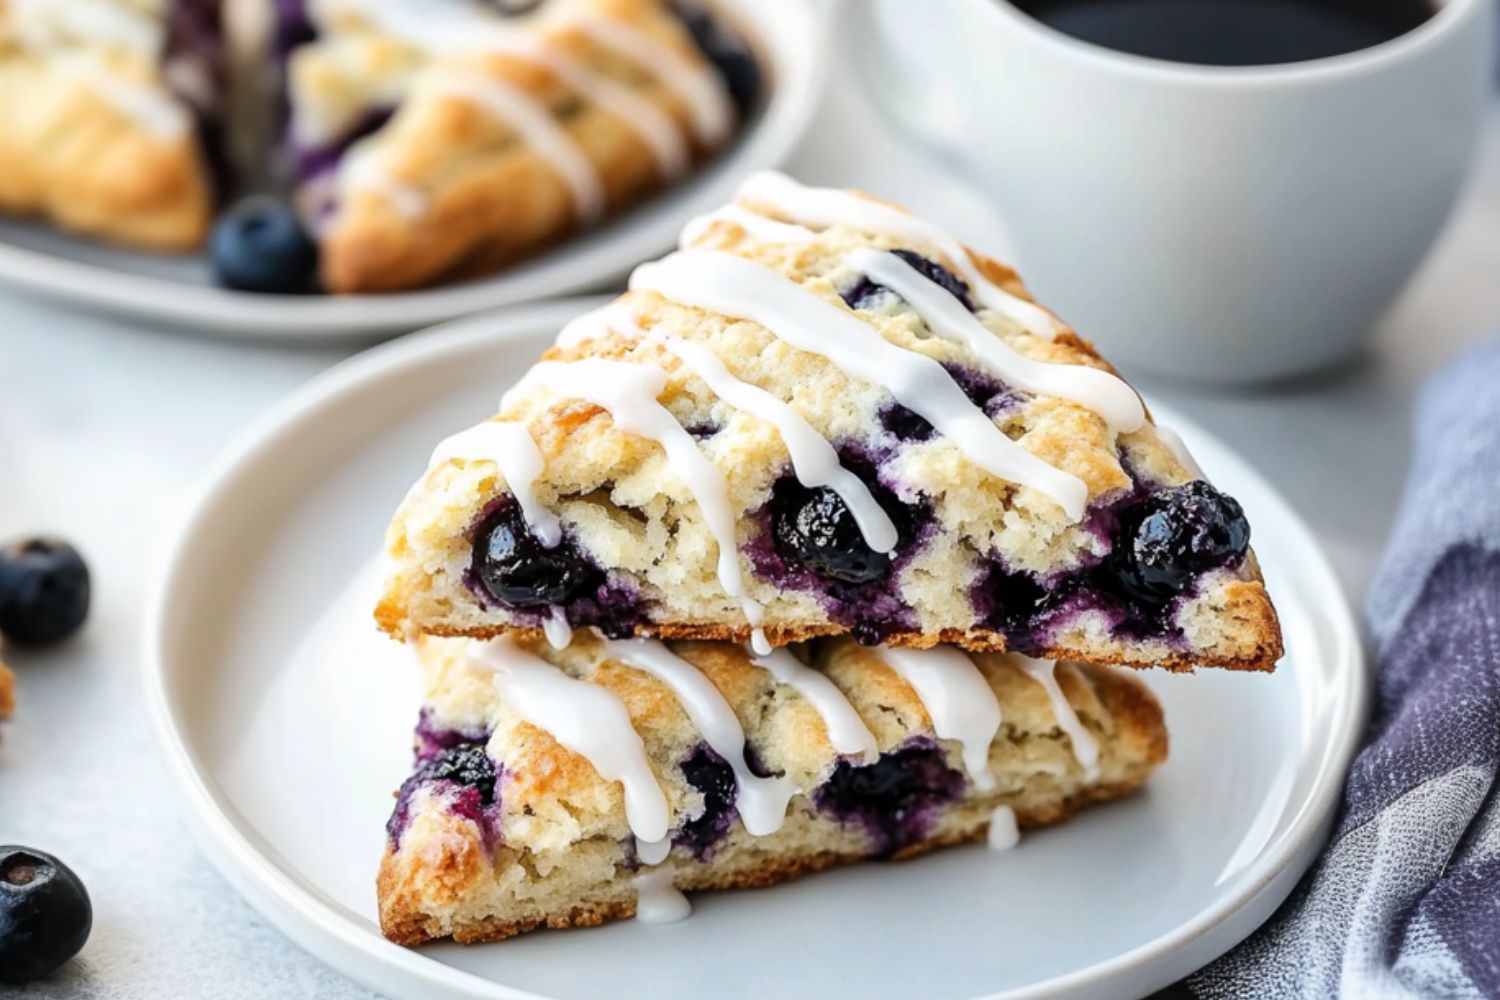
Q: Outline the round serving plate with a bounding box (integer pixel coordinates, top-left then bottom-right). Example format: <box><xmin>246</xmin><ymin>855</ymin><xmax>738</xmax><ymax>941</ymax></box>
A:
<box><xmin>144</xmin><ymin>300</ymin><xmax>1368</xmax><ymax>999</ymax></box>
<box><xmin>0</xmin><ymin>1</ymin><xmax>826</xmax><ymax>342</ymax></box>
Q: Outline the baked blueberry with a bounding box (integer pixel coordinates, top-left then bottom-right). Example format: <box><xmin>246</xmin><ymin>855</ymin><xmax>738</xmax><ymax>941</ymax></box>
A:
<box><xmin>474</xmin><ymin>505</ymin><xmax>599</xmax><ymax>608</ymax></box>
<box><xmin>0</xmin><ymin>847</ymin><xmax>91</xmax><ymax>984</ymax></box>
<box><xmin>211</xmin><ymin>197</ymin><xmax>319</xmax><ymax>294</ymax></box>
<box><xmin>674</xmin><ymin>746</ymin><xmax>738</xmax><ymax>859</ymax></box>
<box><xmin>413</xmin><ymin>743</ymin><xmax>498</xmax><ymax>806</ymax></box>
<box><xmin>814</xmin><ymin>743</ymin><xmax>966</xmax><ymax>857</ymax></box>
<box><xmin>0</xmin><ymin>538</ymin><xmax>90</xmax><ymax>646</ymax></box>
<box><xmin>669</xmin><ymin>0</ymin><xmax>761</xmax><ymax>115</ymax></box>
<box><xmin>772</xmin><ymin>481</ymin><xmax>891</xmax><ymax>585</ymax></box>
<box><xmin>842</xmin><ymin>250</ymin><xmax>975</xmax><ymax>312</ymax></box>
<box><xmin>1112</xmin><ymin>481</ymin><xmax>1250</xmax><ymax>603</ymax></box>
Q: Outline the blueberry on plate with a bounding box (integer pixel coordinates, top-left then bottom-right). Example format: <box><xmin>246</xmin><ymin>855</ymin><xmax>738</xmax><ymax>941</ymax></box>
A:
<box><xmin>1112</xmin><ymin>480</ymin><xmax>1250</xmax><ymax>604</ymax></box>
<box><xmin>0</xmin><ymin>847</ymin><xmax>91</xmax><ymax>984</ymax></box>
<box><xmin>474</xmin><ymin>506</ymin><xmax>598</xmax><ymax>607</ymax></box>
<box><xmin>210</xmin><ymin>197</ymin><xmax>319</xmax><ymax>294</ymax></box>
<box><xmin>0</xmin><ymin>538</ymin><xmax>90</xmax><ymax>646</ymax></box>
<box><xmin>772</xmin><ymin>482</ymin><xmax>892</xmax><ymax>585</ymax></box>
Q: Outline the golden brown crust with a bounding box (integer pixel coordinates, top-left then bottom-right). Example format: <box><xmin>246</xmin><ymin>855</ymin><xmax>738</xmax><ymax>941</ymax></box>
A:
<box><xmin>377</xmin><ymin>771</ymin><xmax>1155</xmax><ymax>946</ymax></box>
<box><xmin>0</xmin><ymin>57</ymin><xmax>212</xmax><ymax>251</ymax></box>
<box><xmin>0</xmin><ymin>657</ymin><xmax>13</xmax><ymax>719</ymax></box>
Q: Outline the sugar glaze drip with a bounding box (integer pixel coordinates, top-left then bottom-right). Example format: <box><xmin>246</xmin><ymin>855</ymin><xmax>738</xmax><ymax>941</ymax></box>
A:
<box><xmin>750</xmin><ymin>647</ymin><xmax>879</xmax><ymax>763</ymax></box>
<box><xmin>876</xmin><ymin>646</ymin><xmax>1002</xmax><ymax>790</ymax></box>
<box><xmin>514</xmin><ymin>358</ymin><xmax>767</xmax><ymax>637</ymax></box>
<box><xmin>631</xmin><ymin>249</ymin><xmax>1089</xmax><ymax>520</ymax></box>
<box><xmin>427</xmin><ymin>421</ymin><xmax>561</xmax><ymax>548</ymax></box>
<box><xmin>632</xmin><ymin>865</ymin><xmax>690</xmax><ymax>923</ymax></box>
<box><xmin>604</xmin><ymin>637</ymin><xmax>797</xmax><ymax>835</ymax></box>
<box><xmin>987</xmin><ymin>804</ymin><xmax>1020</xmax><ymax>851</ymax></box>
<box><xmin>423</xmin><ymin>71</ymin><xmax>606</xmax><ymax>224</ymax></box>
<box><xmin>553</xmin><ymin>305</ymin><xmax>899</xmax><ymax>554</ymax></box>
<box><xmin>735</xmin><ymin>171</ymin><xmax>1064</xmax><ymax>339</ymax></box>
<box><xmin>846</xmin><ymin>249</ymin><xmax>1146</xmax><ymax>435</ymax></box>
<box><xmin>1010</xmin><ymin>654</ymin><xmax>1100</xmax><ymax>780</ymax></box>
<box><xmin>469</xmin><ymin>635</ymin><xmax>670</xmax><ymax>844</ymax></box>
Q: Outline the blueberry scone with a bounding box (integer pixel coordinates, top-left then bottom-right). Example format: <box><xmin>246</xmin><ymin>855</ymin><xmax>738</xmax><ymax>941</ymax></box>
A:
<box><xmin>278</xmin><ymin>0</ymin><xmax>758</xmax><ymax>292</ymax></box>
<box><xmin>378</xmin><ymin>632</ymin><xmax>1167</xmax><ymax>944</ymax></box>
<box><xmin>377</xmin><ymin>173</ymin><xmax>1283</xmax><ymax>672</ymax></box>
<box><xmin>0</xmin><ymin>0</ymin><xmax>223</xmax><ymax>249</ymax></box>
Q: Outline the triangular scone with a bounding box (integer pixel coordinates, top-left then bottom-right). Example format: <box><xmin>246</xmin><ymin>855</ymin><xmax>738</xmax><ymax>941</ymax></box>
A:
<box><xmin>378</xmin><ymin>173</ymin><xmax>1283</xmax><ymax>671</ymax></box>
<box><xmin>0</xmin><ymin>0</ymin><xmax>220</xmax><ymax>250</ymax></box>
<box><xmin>378</xmin><ymin>633</ymin><xmax>1167</xmax><ymax>945</ymax></box>
<box><xmin>281</xmin><ymin>0</ymin><xmax>753</xmax><ymax>292</ymax></box>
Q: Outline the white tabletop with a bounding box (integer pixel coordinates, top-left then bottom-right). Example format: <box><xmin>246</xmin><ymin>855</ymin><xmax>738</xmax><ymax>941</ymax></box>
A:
<box><xmin>2</xmin><ymin>57</ymin><xmax>1497</xmax><ymax>999</ymax></box>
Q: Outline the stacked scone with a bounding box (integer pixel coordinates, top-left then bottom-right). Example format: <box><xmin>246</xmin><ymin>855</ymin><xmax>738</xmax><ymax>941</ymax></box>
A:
<box><xmin>374</xmin><ymin>172</ymin><xmax>1283</xmax><ymax>945</ymax></box>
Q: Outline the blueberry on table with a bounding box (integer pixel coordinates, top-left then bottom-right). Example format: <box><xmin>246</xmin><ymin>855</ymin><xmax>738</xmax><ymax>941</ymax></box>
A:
<box><xmin>772</xmin><ymin>483</ymin><xmax>891</xmax><ymax>585</ymax></box>
<box><xmin>0</xmin><ymin>538</ymin><xmax>90</xmax><ymax>646</ymax></box>
<box><xmin>210</xmin><ymin>197</ymin><xmax>319</xmax><ymax>294</ymax></box>
<box><xmin>1112</xmin><ymin>480</ymin><xmax>1250</xmax><ymax>604</ymax></box>
<box><xmin>0</xmin><ymin>847</ymin><xmax>91</xmax><ymax>984</ymax></box>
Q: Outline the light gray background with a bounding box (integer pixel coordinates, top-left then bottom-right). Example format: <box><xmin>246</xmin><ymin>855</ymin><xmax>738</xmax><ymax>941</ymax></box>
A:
<box><xmin>2</xmin><ymin>55</ymin><xmax>1498</xmax><ymax>999</ymax></box>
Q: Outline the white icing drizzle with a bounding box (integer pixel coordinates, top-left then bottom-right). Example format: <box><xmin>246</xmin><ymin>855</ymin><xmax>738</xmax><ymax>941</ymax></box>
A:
<box><xmin>475</xmin><ymin>32</ymin><xmax>689</xmax><ymax>180</ymax></box>
<box><xmin>632</xmin><ymin>865</ymin><xmax>690</xmax><ymax>923</ymax></box>
<box><xmin>636</xmin><ymin>836</ymin><xmax>671</xmax><ymax>866</ymax></box>
<box><xmin>603</xmin><ymin>638</ymin><xmax>796</xmax><ymax>836</ymax></box>
<box><xmin>630</xmin><ymin>250</ymin><xmax>1088</xmax><ymax>520</ymax></box>
<box><xmin>562</xmin><ymin>14</ymin><xmax>734</xmax><ymax>147</ymax></box>
<box><xmin>13</xmin><ymin>0</ymin><xmax>164</xmax><ymax>58</ymax></box>
<box><xmin>469</xmin><ymin>636</ymin><xmax>670</xmax><ymax>844</ymax></box>
<box><xmin>427</xmin><ymin>421</ymin><xmax>562</xmax><ymax>548</ymax></box>
<box><xmin>877</xmin><ymin>647</ymin><xmax>1001</xmax><ymax>790</ymax></box>
<box><xmin>660</xmin><ymin>335</ymin><xmax>899</xmax><ymax>554</ymax></box>
<box><xmin>424</xmin><ymin>71</ymin><xmax>605</xmax><ymax>224</ymax></box>
<box><xmin>54</xmin><ymin>54</ymin><xmax>190</xmax><ymax>139</ymax></box>
<box><xmin>987</xmin><ymin>804</ymin><xmax>1020</xmax><ymax>851</ymax></box>
<box><xmin>1157</xmin><ymin>425</ymin><xmax>1207</xmax><ymax>479</ymax></box>
<box><xmin>542</xmin><ymin>608</ymin><xmax>573</xmax><ymax>650</ymax></box>
<box><xmin>749</xmin><ymin>628</ymin><xmax>771</xmax><ymax>657</ymax></box>
<box><xmin>680</xmin><ymin>204</ymin><xmax>818</xmax><ymax>249</ymax></box>
<box><xmin>342</xmin><ymin>147</ymin><xmax>428</xmax><ymax>219</ymax></box>
<box><xmin>519</xmin><ymin>358</ymin><xmax>765</xmax><ymax>634</ymax></box>
<box><xmin>552</xmin><ymin>306</ymin><xmax>898</xmax><ymax>554</ymax></box>
<box><xmin>1011</xmin><ymin>655</ymin><xmax>1100</xmax><ymax>781</ymax></box>
<box><xmin>750</xmin><ymin>648</ymin><xmax>879</xmax><ymax>764</ymax></box>
<box><xmin>736</xmin><ymin>171</ymin><xmax>1065</xmax><ymax>339</ymax></box>
<box><xmin>846</xmin><ymin>248</ymin><xmax>1146</xmax><ymax>435</ymax></box>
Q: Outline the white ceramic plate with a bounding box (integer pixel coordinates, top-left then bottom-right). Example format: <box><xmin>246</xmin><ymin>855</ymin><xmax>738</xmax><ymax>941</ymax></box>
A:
<box><xmin>144</xmin><ymin>301</ymin><xmax>1368</xmax><ymax>1000</ymax></box>
<box><xmin>0</xmin><ymin>1</ymin><xmax>824</xmax><ymax>342</ymax></box>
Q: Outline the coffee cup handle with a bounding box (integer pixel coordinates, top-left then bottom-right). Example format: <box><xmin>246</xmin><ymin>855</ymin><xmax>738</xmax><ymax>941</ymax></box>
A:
<box><xmin>838</xmin><ymin>0</ymin><xmax>979</xmax><ymax>162</ymax></box>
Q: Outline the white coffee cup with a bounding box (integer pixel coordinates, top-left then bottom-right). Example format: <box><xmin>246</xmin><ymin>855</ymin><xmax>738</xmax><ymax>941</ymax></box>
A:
<box><xmin>847</xmin><ymin>0</ymin><xmax>1495</xmax><ymax>382</ymax></box>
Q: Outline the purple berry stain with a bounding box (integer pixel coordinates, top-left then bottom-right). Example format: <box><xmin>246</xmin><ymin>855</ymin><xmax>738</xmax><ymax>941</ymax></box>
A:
<box><xmin>813</xmin><ymin>739</ymin><xmax>966</xmax><ymax>857</ymax></box>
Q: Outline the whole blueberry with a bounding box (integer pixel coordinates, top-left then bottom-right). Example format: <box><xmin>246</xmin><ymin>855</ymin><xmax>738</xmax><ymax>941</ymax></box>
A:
<box><xmin>0</xmin><ymin>848</ymin><xmax>91</xmax><ymax>984</ymax></box>
<box><xmin>0</xmin><ymin>539</ymin><xmax>89</xmax><ymax>646</ymax></box>
<box><xmin>415</xmin><ymin>744</ymin><xmax>498</xmax><ymax>805</ymax></box>
<box><xmin>211</xmin><ymin>197</ymin><xmax>319</xmax><ymax>294</ymax></box>
<box><xmin>1112</xmin><ymin>480</ymin><xmax>1250</xmax><ymax>603</ymax></box>
<box><xmin>669</xmin><ymin>0</ymin><xmax>761</xmax><ymax>115</ymax></box>
<box><xmin>772</xmin><ymin>481</ymin><xmax>891</xmax><ymax>585</ymax></box>
<box><xmin>474</xmin><ymin>506</ymin><xmax>599</xmax><ymax>608</ymax></box>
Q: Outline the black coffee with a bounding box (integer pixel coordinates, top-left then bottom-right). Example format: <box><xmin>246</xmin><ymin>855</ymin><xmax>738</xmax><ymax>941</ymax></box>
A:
<box><xmin>1007</xmin><ymin>0</ymin><xmax>1436</xmax><ymax>66</ymax></box>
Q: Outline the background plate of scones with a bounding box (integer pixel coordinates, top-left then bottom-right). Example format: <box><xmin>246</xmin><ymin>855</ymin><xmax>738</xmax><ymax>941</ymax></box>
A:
<box><xmin>146</xmin><ymin>176</ymin><xmax>1366</xmax><ymax>1000</ymax></box>
<box><xmin>0</xmin><ymin>0</ymin><xmax>824</xmax><ymax>339</ymax></box>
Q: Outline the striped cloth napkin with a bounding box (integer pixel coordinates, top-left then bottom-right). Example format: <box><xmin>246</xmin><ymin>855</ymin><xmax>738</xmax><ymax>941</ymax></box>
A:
<box><xmin>1183</xmin><ymin>338</ymin><xmax>1500</xmax><ymax>998</ymax></box>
